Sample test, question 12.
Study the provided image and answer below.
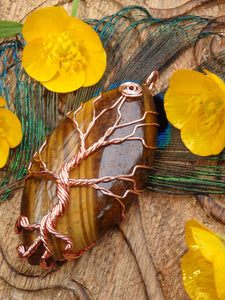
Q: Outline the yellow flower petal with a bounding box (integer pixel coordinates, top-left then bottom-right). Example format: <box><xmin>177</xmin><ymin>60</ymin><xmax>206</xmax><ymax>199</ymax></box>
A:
<box><xmin>183</xmin><ymin>220</ymin><xmax>225</xmax><ymax>300</ymax></box>
<box><xmin>22</xmin><ymin>7</ymin><xmax>68</xmax><ymax>41</ymax></box>
<box><xmin>181</xmin><ymin>250</ymin><xmax>219</xmax><ymax>300</ymax></box>
<box><xmin>0</xmin><ymin>109</ymin><xmax>22</xmax><ymax>147</ymax></box>
<box><xmin>185</xmin><ymin>220</ymin><xmax>225</xmax><ymax>261</ymax></box>
<box><xmin>67</xmin><ymin>17</ymin><xmax>105</xmax><ymax>52</ymax></box>
<box><xmin>0</xmin><ymin>97</ymin><xmax>6</xmax><ymax>107</ymax></box>
<box><xmin>190</xmin><ymin>227</ymin><xmax>225</xmax><ymax>263</ymax></box>
<box><xmin>164</xmin><ymin>92</ymin><xmax>195</xmax><ymax>129</ymax></box>
<box><xmin>0</xmin><ymin>137</ymin><xmax>9</xmax><ymax>168</ymax></box>
<box><xmin>166</xmin><ymin>69</ymin><xmax>213</xmax><ymax>94</ymax></box>
<box><xmin>181</xmin><ymin>115</ymin><xmax>225</xmax><ymax>156</ymax></box>
<box><xmin>82</xmin><ymin>46</ymin><xmax>106</xmax><ymax>86</ymax></box>
<box><xmin>185</xmin><ymin>219</ymin><xmax>214</xmax><ymax>251</ymax></box>
<box><xmin>214</xmin><ymin>253</ymin><xmax>225</xmax><ymax>299</ymax></box>
<box><xmin>204</xmin><ymin>70</ymin><xmax>225</xmax><ymax>94</ymax></box>
<box><xmin>22</xmin><ymin>38</ymin><xmax>58</xmax><ymax>82</ymax></box>
<box><xmin>164</xmin><ymin>69</ymin><xmax>225</xmax><ymax>156</ymax></box>
<box><xmin>41</xmin><ymin>67</ymin><xmax>86</xmax><ymax>93</ymax></box>
<box><xmin>164</xmin><ymin>69</ymin><xmax>216</xmax><ymax>129</ymax></box>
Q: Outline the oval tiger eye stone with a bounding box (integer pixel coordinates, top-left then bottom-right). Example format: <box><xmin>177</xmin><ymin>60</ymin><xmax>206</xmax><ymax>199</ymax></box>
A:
<box><xmin>16</xmin><ymin>81</ymin><xmax>158</xmax><ymax>266</ymax></box>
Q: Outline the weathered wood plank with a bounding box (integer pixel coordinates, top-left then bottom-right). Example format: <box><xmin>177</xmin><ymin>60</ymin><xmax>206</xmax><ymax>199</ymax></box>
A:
<box><xmin>0</xmin><ymin>1</ymin><xmax>224</xmax><ymax>299</ymax></box>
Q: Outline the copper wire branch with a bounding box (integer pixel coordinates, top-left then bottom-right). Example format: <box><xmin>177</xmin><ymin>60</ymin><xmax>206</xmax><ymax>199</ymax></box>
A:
<box><xmin>15</xmin><ymin>71</ymin><xmax>159</xmax><ymax>269</ymax></box>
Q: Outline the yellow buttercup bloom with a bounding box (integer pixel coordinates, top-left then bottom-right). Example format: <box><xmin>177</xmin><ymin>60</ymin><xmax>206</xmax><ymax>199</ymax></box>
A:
<box><xmin>0</xmin><ymin>97</ymin><xmax>22</xmax><ymax>168</ymax></box>
<box><xmin>164</xmin><ymin>69</ymin><xmax>225</xmax><ymax>156</ymax></box>
<box><xmin>181</xmin><ymin>219</ymin><xmax>225</xmax><ymax>300</ymax></box>
<box><xmin>22</xmin><ymin>7</ymin><xmax>106</xmax><ymax>93</ymax></box>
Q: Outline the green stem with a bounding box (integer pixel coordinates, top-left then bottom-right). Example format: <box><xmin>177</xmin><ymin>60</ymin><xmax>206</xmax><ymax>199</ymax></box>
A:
<box><xmin>71</xmin><ymin>0</ymin><xmax>80</xmax><ymax>17</ymax></box>
<box><xmin>216</xmin><ymin>233</ymin><xmax>225</xmax><ymax>241</ymax></box>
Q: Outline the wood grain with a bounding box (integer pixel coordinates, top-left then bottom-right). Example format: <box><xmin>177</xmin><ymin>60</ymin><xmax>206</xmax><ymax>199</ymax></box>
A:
<box><xmin>2</xmin><ymin>0</ymin><xmax>225</xmax><ymax>21</ymax></box>
<box><xmin>0</xmin><ymin>1</ymin><xmax>225</xmax><ymax>299</ymax></box>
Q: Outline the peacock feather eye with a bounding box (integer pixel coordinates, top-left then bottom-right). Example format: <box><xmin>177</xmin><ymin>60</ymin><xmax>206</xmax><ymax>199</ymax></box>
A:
<box><xmin>15</xmin><ymin>73</ymin><xmax>158</xmax><ymax>269</ymax></box>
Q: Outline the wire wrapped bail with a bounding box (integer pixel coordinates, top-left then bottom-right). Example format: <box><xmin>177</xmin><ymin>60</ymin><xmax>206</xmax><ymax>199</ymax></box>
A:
<box><xmin>119</xmin><ymin>82</ymin><xmax>143</xmax><ymax>97</ymax></box>
<box><xmin>146</xmin><ymin>71</ymin><xmax>159</xmax><ymax>90</ymax></box>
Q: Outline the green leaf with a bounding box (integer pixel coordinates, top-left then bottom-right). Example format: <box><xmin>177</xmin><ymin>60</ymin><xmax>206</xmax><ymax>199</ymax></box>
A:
<box><xmin>0</xmin><ymin>20</ymin><xmax>23</xmax><ymax>38</ymax></box>
<box><xmin>71</xmin><ymin>0</ymin><xmax>80</xmax><ymax>17</ymax></box>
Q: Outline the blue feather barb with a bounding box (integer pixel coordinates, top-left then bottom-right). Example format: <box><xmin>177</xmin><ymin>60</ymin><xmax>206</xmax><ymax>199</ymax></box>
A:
<box><xmin>0</xmin><ymin>6</ymin><xmax>225</xmax><ymax>198</ymax></box>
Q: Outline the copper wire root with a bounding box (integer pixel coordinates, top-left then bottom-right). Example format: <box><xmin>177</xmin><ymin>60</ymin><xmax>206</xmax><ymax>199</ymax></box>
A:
<box><xmin>15</xmin><ymin>73</ymin><xmax>159</xmax><ymax>268</ymax></box>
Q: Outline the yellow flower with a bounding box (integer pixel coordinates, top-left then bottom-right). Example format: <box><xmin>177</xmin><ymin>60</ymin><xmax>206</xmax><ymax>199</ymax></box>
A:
<box><xmin>164</xmin><ymin>69</ymin><xmax>225</xmax><ymax>156</ymax></box>
<box><xmin>22</xmin><ymin>7</ymin><xmax>106</xmax><ymax>93</ymax></box>
<box><xmin>181</xmin><ymin>219</ymin><xmax>225</xmax><ymax>300</ymax></box>
<box><xmin>0</xmin><ymin>97</ymin><xmax>22</xmax><ymax>168</ymax></box>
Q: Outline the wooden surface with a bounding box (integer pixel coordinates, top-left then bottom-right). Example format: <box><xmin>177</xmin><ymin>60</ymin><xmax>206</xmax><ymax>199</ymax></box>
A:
<box><xmin>1</xmin><ymin>1</ymin><xmax>225</xmax><ymax>299</ymax></box>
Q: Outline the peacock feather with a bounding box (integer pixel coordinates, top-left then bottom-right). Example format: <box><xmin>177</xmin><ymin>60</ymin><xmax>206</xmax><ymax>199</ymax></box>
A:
<box><xmin>0</xmin><ymin>6</ymin><xmax>225</xmax><ymax>199</ymax></box>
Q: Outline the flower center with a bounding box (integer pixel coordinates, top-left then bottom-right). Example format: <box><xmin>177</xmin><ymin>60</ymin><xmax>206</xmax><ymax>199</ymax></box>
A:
<box><xmin>186</xmin><ymin>93</ymin><xmax>225</xmax><ymax>135</ymax></box>
<box><xmin>43</xmin><ymin>32</ymin><xmax>86</xmax><ymax>72</ymax></box>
